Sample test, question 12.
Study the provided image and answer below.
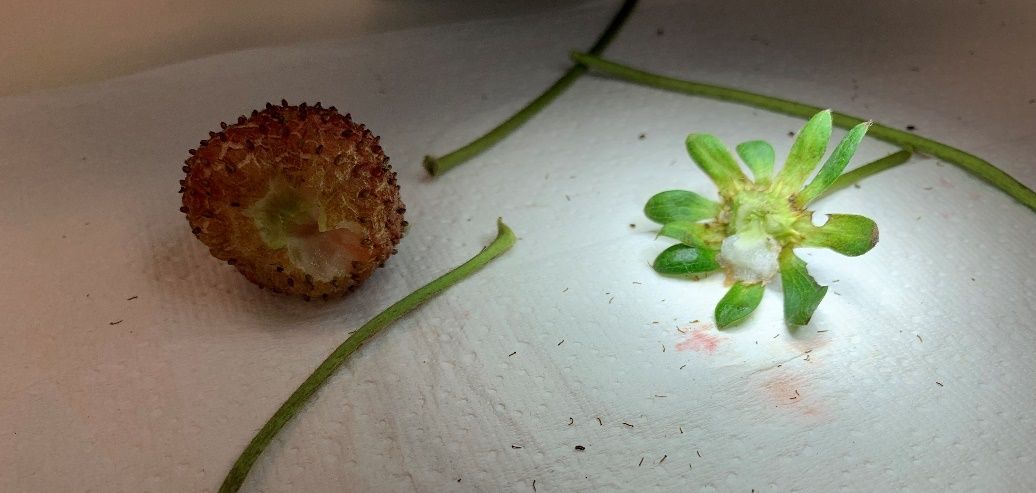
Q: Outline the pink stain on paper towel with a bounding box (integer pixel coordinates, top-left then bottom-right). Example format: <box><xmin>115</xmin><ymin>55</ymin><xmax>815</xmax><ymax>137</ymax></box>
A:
<box><xmin>762</xmin><ymin>372</ymin><xmax>825</xmax><ymax>418</ymax></box>
<box><xmin>675</xmin><ymin>326</ymin><xmax>721</xmax><ymax>354</ymax></box>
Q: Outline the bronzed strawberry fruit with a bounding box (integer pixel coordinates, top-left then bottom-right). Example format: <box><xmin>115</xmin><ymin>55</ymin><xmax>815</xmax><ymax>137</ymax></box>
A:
<box><xmin>180</xmin><ymin>101</ymin><xmax>405</xmax><ymax>300</ymax></box>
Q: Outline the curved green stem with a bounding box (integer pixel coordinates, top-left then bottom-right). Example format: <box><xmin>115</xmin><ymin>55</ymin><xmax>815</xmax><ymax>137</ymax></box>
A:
<box><xmin>817</xmin><ymin>150</ymin><xmax>913</xmax><ymax>201</ymax></box>
<box><xmin>423</xmin><ymin>0</ymin><xmax>638</xmax><ymax>177</ymax></box>
<box><xmin>571</xmin><ymin>52</ymin><xmax>1036</xmax><ymax>212</ymax></box>
<box><xmin>219</xmin><ymin>219</ymin><xmax>517</xmax><ymax>493</ymax></box>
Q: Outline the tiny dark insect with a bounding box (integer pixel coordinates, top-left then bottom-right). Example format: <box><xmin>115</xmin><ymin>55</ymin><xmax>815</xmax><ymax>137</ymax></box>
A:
<box><xmin>906</xmin><ymin>125</ymin><xmax>917</xmax><ymax>131</ymax></box>
<box><xmin>574</xmin><ymin>445</ymin><xmax>586</xmax><ymax>451</ymax></box>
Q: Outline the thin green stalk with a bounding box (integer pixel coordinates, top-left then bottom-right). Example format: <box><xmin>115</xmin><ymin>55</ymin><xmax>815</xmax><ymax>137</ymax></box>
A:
<box><xmin>423</xmin><ymin>0</ymin><xmax>638</xmax><ymax>177</ymax></box>
<box><xmin>571</xmin><ymin>52</ymin><xmax>1036</xmax><ymax>212</ymax></box>
<box><xmin>219</xmin><ymin>219</ymin><xmax>517</xmax><ymax>493</ymax></box>
<box><xmin>818</xmin><ymin>150</ymin><xmax>912</xmax><ymax>200</ymax></box>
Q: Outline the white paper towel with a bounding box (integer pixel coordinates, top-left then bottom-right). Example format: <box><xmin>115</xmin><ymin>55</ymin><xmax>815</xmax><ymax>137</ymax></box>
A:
<box><xmin>2</xmin><ymin>0</ymin><xmax>1034</xmax><ymax>491</ymax></box>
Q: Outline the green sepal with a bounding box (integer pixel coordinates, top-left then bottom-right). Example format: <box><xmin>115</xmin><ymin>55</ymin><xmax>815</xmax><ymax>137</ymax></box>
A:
<box><xmin>644</xmin><ymin>190</ymin><xmax>721</xmax><ymax>224</ymax></box>
<box><xmin>715</xmin><ymin>281</ymin><xmax>765</xmax><ymax>328</ymax></box>
<box><xmin>797</xmin><ymin>121</ymin><xmax>871</xmax><ymax>205</ymax></box>
<box><xmin>800</xmin><ymin>214</ymin><xmax>879</xmax><ymax>256</ymax></box>
<box><xmin>736</xmin><ymin>140</ymin><xmax>775</xmax><ymax>185</ymax></box>
<box><xmin>658</xmin><ymin>221</ymin><xmax>708</xmax><ymax>245</ymax></box>
<box><xmin>653</xmin><ymin>243</ymin><xmax>720</xmax><ymax>276</ymax></box>
<box><xmin>778</xmin><ymin>248</ymin><xmax>828</xmax><ymax>325</ymax></box>
<box><xmin>685</xmin><ymin>133</ymin><xmax>748</xmax><ymax>195</ymax></box>
<box><xmin>775</xmin><ymin>110</ymin><xmax>832</xmax><ymax>194</ymax></box>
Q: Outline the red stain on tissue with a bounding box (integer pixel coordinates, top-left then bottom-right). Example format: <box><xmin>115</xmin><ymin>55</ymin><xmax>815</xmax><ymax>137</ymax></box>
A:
<box><xmin>763</xmin><ymin>373</ymin><xmax>825</xmax><ymax>418</ymax></box>
<box><xmin>675</xmin><ymin>326</ymin><xmax>721</xmax><ymax>354</ymax></box>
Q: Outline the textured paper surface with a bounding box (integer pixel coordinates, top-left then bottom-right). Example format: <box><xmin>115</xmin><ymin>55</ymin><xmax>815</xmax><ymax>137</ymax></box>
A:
<box><xmin>2</xmin><ymin>1</ymin><xmax>1035</xmax><ymax>491</ymax></box>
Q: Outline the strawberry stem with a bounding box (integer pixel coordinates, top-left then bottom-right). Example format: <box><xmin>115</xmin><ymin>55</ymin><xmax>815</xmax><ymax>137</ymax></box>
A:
<box><xmin>423</xmin><ymin>0</ymin><xmax>638</xmax><ymax>177</ymax></box>
<box><xmin>219</xmin><ymin>219</ymin><xmax>517</xmax><ymax>493</ymax></box>
<box><xmin>570</xmin><ymin>52</ymin><xmax>1036</xmax><ymax>212</ymax></box>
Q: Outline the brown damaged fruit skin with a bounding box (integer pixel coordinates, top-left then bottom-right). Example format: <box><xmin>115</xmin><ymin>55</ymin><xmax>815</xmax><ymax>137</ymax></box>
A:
<box><xmin>180</xmin><ymin>101</ymin><xmax>405</xmax><ymax>300</ymax></box>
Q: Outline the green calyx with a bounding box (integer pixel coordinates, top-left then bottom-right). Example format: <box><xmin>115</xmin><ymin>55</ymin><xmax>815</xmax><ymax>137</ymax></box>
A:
<box><xmin>646</xmin><ymin>110</ymin><xmax>880</xmax><ymax>328</ymax></box>
<box><xmin>726</xmin><ymin>188</ymin><xmax>802</xmax><ymax>243</ymax></box>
